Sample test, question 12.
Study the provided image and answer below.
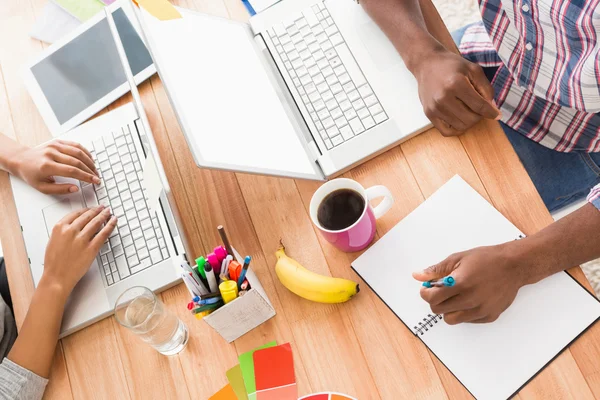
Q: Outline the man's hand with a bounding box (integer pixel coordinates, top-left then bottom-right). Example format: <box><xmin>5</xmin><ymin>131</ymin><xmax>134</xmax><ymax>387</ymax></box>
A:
<box><xmin>411</xmin><ymin>48</ymin><xmax>501</xmax><ymax>137</ymax></box>
<box><xmin>412</xmin><ymin>244</ymin><xmax>526</xmax><ymax>324</ymax></box>
<box><xmin>43</xmin><ymin>206</ymin><xmax>117</xmax><ymax>295</ymax></box>
<box><xmin>11</xmin><ymin>140</ymin><xmax>100</xmax><ymax>195</ymax></box>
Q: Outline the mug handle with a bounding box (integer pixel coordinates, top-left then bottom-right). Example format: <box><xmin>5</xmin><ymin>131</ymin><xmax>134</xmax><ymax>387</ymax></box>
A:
<box><xmin>365</xmin><ymin>185</ymin><xmax>394</xmax><ymax>219</ymax></box>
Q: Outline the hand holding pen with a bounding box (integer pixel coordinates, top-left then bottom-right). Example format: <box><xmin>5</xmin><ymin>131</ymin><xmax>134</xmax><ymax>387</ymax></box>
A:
<box><xmin>412</xmin><ymin>246</ymin><xmax>524</xmax><ymax>325</ymax></box>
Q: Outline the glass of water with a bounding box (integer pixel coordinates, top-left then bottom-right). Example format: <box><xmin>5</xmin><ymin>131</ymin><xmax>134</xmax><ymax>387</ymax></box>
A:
<box><xmin>114</xmin><ymin>286</ymin><xmax>189</xmax><ymax>356</ymax></box>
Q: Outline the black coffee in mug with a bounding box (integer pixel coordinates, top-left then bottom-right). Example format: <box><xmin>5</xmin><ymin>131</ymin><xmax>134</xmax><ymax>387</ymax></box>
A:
<box><xmin>317</xmin><ymin>188</ymin><xmax>366</xmax><ymax>231</ymax></box>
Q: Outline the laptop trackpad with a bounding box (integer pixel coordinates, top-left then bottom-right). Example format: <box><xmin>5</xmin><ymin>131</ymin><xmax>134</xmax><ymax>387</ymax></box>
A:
<box><xmin>358</xmin><ymin>22</ymin><xmax>403</xmax><ymax>72</ymax></box>
<box><xmin>42</xmin><ymin>195</ymin><xmax>84</xmax><ymax>238</ymax></box>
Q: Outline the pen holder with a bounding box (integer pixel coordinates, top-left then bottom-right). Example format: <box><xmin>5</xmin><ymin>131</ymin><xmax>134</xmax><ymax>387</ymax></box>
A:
<box><xmin>202</xmin><ymin>247</ymin><xmax>276</xmax><ymax>343</ymax></box>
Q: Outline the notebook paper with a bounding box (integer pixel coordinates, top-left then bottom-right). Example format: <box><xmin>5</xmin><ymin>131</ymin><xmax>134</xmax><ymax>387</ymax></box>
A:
<box><xmin>351</xmin><ymin>175</ymin><xmax>600</xmax><ymax>400</ymax></box>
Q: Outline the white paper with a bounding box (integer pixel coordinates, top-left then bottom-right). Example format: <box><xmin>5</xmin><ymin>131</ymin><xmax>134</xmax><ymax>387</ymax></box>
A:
<box><xmin>142</xmin><ymin>154</ymin><xmax>162</xmax><ymax>215</ymax></box>
<box><xmin>248</xmin><ymin>0</ymin><xmax>281</xmax><ymax>13</ymax></box>
<box><xmin>352</xmin><ymin>175</ymin><xmax>600</xmax><ymax>400</ymax></box>
<box><xmin>30</xmin><ymin>1</ymin><xmax>81</xmax><ymax>44</ymax></box>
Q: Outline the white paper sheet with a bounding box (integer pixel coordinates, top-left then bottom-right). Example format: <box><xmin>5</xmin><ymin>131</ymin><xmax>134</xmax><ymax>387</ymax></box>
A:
<box><xmin>352</xmin><ymin>175</ymin><xmax>600</xmax><ymax>400</ymax></box>
<box><xmin>248</xmin><ymin>0</ymin><xmax>281</xmax><ymax>13</ymax></box>
<box><xmin>30</xmin><ymin>1</ymin><xmax>82</xmax><ymax>44</ymax></box>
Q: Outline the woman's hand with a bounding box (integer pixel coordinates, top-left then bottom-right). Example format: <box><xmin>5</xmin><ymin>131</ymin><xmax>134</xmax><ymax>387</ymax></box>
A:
<box><xmin>43</xmin><ymin>206</ymin><xmax>117</xmax><ymax>295</ymax></box>
<box><xmin>11</xmin><ymin>140</ymin><xmax>100</xmax><ymax>195</ymax></box>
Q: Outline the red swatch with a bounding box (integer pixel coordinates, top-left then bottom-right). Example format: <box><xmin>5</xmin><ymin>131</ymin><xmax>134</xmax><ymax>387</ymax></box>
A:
<box><xmin>253</xmin><ymin>343</ymin><xmax>296</xmax><ymax>400</ymax></box>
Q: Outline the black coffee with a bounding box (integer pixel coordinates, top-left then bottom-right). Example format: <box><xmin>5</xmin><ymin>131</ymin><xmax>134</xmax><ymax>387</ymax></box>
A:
<box><xmin>317</xmin><ymin>189</ymin><xmax>366</xmax><ymax>231</ymax></box>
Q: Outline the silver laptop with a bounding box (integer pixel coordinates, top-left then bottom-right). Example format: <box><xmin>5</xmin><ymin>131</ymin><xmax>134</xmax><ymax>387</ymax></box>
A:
<box><xmin>10</xmin><ymin>6</ymin><xmax>188</xmax><ymax>337</ymax></box>
<box><xmin>132</xmin><ymin>0</ymin><xmax>430</xmax><ymax>180</ymax></box>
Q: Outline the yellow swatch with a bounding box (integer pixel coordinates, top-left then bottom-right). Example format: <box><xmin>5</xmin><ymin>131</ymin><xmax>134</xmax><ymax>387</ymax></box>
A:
<box><xmin>209</xmin><ymin>383</ymin><xmax>238</xmax><ymax>400</ymax></box>
<box><xmin>136</xmin><ymin>0</ymin><xmax>181</xmax><ymax>20</ymax></box>
<box><xmin>227</xmin><ymin>365</ymin><xmax>249</xmax><ymax>400</ymax></box>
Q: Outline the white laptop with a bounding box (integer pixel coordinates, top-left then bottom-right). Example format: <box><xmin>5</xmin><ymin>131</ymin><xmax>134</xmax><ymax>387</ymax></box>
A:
<box><xmin>10</xmin><ymin>7</ymin><xmax>188</xmax><ymax>337</ymax></box>
<box><xmin>132</xmin><ymin>0</ymin><xmax>430</xmax><ymax>180</ymax></box>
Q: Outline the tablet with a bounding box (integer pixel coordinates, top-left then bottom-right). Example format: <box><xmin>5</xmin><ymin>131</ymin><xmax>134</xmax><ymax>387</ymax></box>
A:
<box><xmin>24</xmin><ymin>0</ymin><xmax>155</xmax><ymax>136</ymax></box>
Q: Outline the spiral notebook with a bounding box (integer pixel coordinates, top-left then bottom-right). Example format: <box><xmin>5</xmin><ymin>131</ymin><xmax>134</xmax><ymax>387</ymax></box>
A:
<box><xmin>351</xmin><ymin>175</ymin><xmax>600</xmax><ymax>400</ymax></box>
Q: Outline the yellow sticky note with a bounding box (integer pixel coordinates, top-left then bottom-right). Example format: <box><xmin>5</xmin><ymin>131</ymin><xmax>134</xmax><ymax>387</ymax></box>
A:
<box><xmin>136</xmin><ymin>0</ymin><xmax>181</xmax><ymax>21</ymax></box>
<box><xmin>209</xmin><ymin>384</ymin><xmax>238</xmax><ymax>400</ymax></box>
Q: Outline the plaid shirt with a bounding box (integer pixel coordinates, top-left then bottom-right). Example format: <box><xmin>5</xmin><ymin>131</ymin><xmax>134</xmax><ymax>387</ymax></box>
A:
<box><xmin>456</xmin><ymin>1</ymin><xmax>600</xmax><ymax>208</ymax></box>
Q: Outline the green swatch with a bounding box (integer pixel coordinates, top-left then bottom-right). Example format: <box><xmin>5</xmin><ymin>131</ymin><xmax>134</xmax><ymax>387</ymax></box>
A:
<box><xmin>53</xmin><ymin>0</ymin><xmax>105</xmax><ymax>22</ymax></box>
<box><xmin>239</xmin><ymin>341</ymin><xmax>276</xmax><ymax>400</ymax></box>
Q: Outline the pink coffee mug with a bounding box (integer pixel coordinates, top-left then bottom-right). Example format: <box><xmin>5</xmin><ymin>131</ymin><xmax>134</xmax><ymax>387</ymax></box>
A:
<box><xmin>309</xmin><ymin>178</ymin><xmax>394</xmax><ymax>252</ymax></box>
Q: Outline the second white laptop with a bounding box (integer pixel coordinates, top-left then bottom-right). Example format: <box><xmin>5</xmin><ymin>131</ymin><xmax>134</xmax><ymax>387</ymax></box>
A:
<box><xmin>132</xmin><ymin>0</ymin><xmax>430</xmax><ymax>180</ymax></box>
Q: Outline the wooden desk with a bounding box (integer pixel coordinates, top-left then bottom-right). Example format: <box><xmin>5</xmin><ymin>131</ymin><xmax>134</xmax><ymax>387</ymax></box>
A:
<box><xmin>1</xmin><ymin>0</ymin><xmax>600</xmax><ymax>398</ymax></box>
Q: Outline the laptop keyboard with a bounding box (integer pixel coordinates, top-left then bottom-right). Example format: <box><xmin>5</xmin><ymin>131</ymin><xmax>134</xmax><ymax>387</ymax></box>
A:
<box><xmin>267</xmin><ymin>2</ymin><xmax>388</xmax><ymax>150</ymax></box>
<box><xmin>81</xmin><ymin>122</ymin><xmax>170</xmax><ymax>287</ymax></box>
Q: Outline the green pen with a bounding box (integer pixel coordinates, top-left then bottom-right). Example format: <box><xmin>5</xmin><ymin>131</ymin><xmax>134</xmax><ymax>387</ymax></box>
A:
<box><xmin>196</xmin><ymin>256</ymin><xmax>207</xmax><ymax>280</ymax></box>
<box><xmin>192</xmin><ymin>301</ymin><xmax>224</xmax><ymax>314</ymax></box>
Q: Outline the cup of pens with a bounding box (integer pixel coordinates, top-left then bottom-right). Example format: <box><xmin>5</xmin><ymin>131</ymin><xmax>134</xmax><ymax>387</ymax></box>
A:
<box><xmin>178</xmin><ymin>225</ymin><xmax>276</xmax><ymax>343</ymax></box>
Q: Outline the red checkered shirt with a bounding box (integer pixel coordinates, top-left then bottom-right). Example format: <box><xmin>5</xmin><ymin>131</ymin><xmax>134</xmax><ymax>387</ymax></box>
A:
<box><xmin>456</xmin><ymin>0</ymin><xmax>600</xmax><ymax>208</ymax></box>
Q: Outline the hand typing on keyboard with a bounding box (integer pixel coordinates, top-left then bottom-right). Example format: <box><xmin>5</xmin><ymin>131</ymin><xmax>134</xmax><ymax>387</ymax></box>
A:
<box><xmin>1</xmin><ymin>138</ymin><xmax>100</xmax><ymax>195</ymax></box>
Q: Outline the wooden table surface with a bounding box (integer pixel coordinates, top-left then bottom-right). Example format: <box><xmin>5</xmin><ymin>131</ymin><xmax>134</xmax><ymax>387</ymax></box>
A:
<box><xmin>2</xmin><ymin>0</ymin><xmax>600</xmax><ymax>399</ymax></box>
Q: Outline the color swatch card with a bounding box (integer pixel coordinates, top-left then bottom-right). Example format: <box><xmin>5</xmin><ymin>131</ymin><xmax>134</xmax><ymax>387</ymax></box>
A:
<box><xmin>239</xmin><ymin>341</ymin><xmax>277</xmax><ymax>400</ymax></box>
<box><xmin>253</xmin><ymin>343</ymin><xmax>297</xmax><ymax>400</ymax></box>
<box><xmin>226</xmin><ymin>364</ymin><xmax>248</xmax><ymax>400</ymax></box>
<box><xmin>209</xmin><ymin>383</ymin><xmax>237</xmax><ymax>400</ymax></box>
<box><xmin>51</xmin><ymin>0</ymin><xmax>104</xmax><ymax>22</ymax></box>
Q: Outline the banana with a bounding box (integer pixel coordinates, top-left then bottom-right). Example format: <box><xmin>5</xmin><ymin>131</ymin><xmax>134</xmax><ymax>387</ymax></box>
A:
<box><xmin>275</xmin><ymin>245</ymin><xmax>359</xmax><ymax>304</ymax></box>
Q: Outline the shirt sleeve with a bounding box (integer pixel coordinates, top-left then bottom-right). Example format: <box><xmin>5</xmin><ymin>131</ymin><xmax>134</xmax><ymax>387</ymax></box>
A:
<box><xmin>587</xmin><ymin>183</ymin><xmax>600</xmax><ymax>211</ymax></box>
<box><xmin>0</xmin><ymin>359</ymin><xmax>48</xmax><ymax>400</ymax></box>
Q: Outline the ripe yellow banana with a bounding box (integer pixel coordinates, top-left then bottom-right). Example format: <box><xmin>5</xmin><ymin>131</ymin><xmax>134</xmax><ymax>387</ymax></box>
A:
<box><xmin>275</xmin><ymin>246</ymin><xmax>359</xmax><ymax>304</ymax></box>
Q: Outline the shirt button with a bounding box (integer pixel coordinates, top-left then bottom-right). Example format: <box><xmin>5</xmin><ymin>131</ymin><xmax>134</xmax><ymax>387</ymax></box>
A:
<box><xmin>525</xmin><ymin>42</ymin><xmax>533</xmax><ymax>51</ymax></box>
<box><xmin>522</xmin><ymin>4</ymin><xmax>530</xmax><ymax>12</ymax></box>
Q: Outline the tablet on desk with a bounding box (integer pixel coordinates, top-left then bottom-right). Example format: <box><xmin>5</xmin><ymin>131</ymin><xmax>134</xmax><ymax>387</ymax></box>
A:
<box><xmin>24</xmin><ymin>0</ymin><xmax>155</xmax><ymax>137</ymax></box>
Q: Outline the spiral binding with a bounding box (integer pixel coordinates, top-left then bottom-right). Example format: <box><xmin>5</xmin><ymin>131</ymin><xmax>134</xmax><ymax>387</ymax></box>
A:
<box><xmin>414</xmin><ymin>314</ymin><xmax>443</xmax><ymax>336</ymax></box>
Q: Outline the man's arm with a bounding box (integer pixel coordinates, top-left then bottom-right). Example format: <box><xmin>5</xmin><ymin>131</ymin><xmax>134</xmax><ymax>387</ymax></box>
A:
<box><xmin>359</xmin><ymin>0</ymin><xmax>500</xmax><ymax>136</ymax></box>
<box><xmin>413</xmin><ymin>204</ymin><xmax>600</xmax><ymax>324</ymax></box>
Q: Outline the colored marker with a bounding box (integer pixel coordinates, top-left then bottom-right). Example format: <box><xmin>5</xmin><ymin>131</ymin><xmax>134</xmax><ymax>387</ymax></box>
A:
<box><xmin>422</xmin><ymin>276</ymin><xmax>455</xmax><ymax>288</ymax></box>
<box><xmin>218</xmin><ymin>225</ymin><xmax>234</xmax><ymax>257</ymax></box>
<box><xmin>195</xmin><ymin>256</ymin><xmax>207</xmax><ymax>280</ymax></box>
<box><xmin>207</xmin><ymin>253</ymin><xmax>221</xmax><ymax>275</ymax></box>
<box><xmin>214</xmin><ymin>246</ymin><xmax>227</xmax><ymax>262</ymax></box>
<box><xmin>240</xmin><ymin>279</ymin><xmax>249</xmax><ymax>291</ymax></box>
<box><xmin>205</xmin><ymin>262</ymin><xmax>219</xmax><ymax>292</ymax></box>
<box><xmin>223</xmin><ymin>255</ymin><xmax>233</xmax><ymax>279</ymax></box>
<box><xmin>192</xmin><ymin>301</ymin><xmax>223</xmax><ymax>314</ymax></box>
<box><xmin>237</xmin><ymin>256</ymin><xmax>251</xmax><ymax>288</ymax></box>
<box><xmin>198</xmin><ymin>292</ymin><xmax>221</xmax><ymax>300</ymax></box>
<box><xmin>228</xmin><ymin>261</ymin><xmax>242</xmax><ymax>282</ymax></box>
<box><xmin>219</xmin><ymin>280</ymin><xmax>239</xmax><ymax>304</ymax></box>
<box><xmin>194</xmin><ymin>296</ymin><xmax>222</xmax><ymax>306</ymax></box>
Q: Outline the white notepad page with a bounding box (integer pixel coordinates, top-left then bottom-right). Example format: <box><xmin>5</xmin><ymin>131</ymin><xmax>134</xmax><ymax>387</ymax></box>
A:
<box><xmin>351</xmin><ymin>176</ymin><xmax>600</xmax><ymax>400</ymax></box>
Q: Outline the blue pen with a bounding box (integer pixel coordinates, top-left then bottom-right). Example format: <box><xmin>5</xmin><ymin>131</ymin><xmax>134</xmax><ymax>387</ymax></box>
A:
<box><xmin>192</xmin><ymin>296</ymin><xmax>222</xmax><ymax>306</ymax></box>
<box><xmin>422</xmin><ymin>276</ymin><xmax>455</xmax><ymax>288</ymax></box>
<box><xmin>241</xmin><ymin>0</ymin><xmax>256</xmax><ymax>16</ymax></box>
<box><xmin>237</xmin><ymin>256</ymin><xmax>252</xmax><ymax>288</ymax></box>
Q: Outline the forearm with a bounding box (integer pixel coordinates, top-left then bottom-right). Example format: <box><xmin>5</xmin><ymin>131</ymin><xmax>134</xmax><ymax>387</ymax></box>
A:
<box><xmin>507</xmin><ymin>204</ymin><xmax>600</xmax><ymax>285</ymax></box>
<box><xmin>0</xmin><ymin>134</ymin><xmax>26</xmax><ymax>175</ymax></box>
<box><xmin>7</xmin><ymin>276</ymin><xmax>68</xmax><ymax>378</ymax></box>
<box><xmin>359</xmin><ymin>0</ymin><xmax>444</xmax><ymax>72</ymax></box>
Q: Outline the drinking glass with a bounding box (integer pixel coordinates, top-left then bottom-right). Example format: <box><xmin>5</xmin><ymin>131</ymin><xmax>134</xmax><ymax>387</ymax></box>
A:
<box><xmin>114</xmin><ymin>286</ymin><xmax>188</xmax><ymax>355</ymax></box>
